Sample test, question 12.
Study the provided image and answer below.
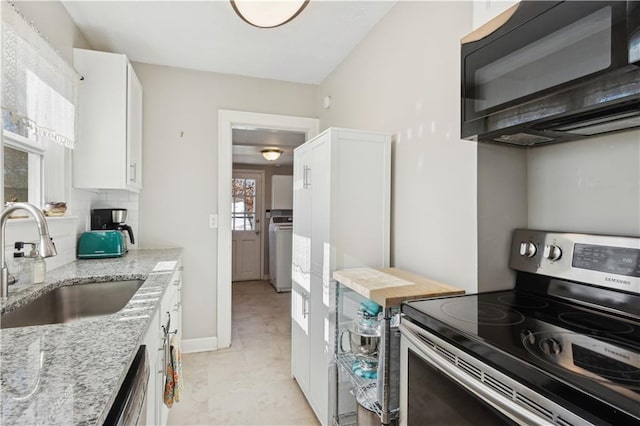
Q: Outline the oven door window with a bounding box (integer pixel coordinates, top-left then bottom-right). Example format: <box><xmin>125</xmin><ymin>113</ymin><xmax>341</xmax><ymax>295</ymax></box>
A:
<box><xmin>464</xmin><ymin>1</ymin><xmax>626</xmax><ymax>121</ymax></box>
<box><xmin>407</xmin><ymin>349</ymin><xmax>517</xmax><ymax>425</ymax></box>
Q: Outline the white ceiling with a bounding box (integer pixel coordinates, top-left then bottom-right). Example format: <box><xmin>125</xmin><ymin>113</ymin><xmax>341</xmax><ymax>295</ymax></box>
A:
<box><xmin>62</xmin><ymin>0</ymin><xmax>396</xmax><ymax>84</ymax></box>
<box><xmin>232</xmin><ymin>128</ymin><xmax>306</xmax><ymax>165</ymax></box>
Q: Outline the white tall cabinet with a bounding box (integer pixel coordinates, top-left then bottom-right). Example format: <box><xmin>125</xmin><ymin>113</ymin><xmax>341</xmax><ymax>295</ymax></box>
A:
<box><xmin>291</xmin><ymin>128</ymin><xmax>391</xmax><ymax>425</ymax></box>
<box><xmin>72</xmin><ymin>48</ymin><xmax>143</xmax><ymax>191</ymax></box>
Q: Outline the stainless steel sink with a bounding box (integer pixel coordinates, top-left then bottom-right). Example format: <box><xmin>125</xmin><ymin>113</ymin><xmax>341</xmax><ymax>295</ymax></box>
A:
<box><xmin>1</xmin><ymin>280</ymin><xmax>144</xmax><ymax>329</ymax></box>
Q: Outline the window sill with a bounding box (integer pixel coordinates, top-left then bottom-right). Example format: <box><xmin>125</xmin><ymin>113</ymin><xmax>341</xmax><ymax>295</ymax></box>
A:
<box><xmin>5</xmin><ymin>215</ymin><xmax>78</xmax><ymax>224</ymax></box>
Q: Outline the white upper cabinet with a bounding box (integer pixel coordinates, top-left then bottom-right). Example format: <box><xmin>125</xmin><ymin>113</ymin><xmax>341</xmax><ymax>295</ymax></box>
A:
<box><xmin>72</xmin><ymin>49</ymin><xmax>143</xmax><ymax>192</ymax></box>
<box><xmin>271</xmin><ymin>175</ymin><xmax>293</xmax><ymax>210</ymax></box>
<box><xmin>472</xmin><ymin>0</ymin><xmax>520</xmax><ymax>29</ymax></box>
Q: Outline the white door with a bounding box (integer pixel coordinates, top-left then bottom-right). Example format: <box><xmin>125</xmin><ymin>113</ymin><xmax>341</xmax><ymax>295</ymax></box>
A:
<box><xmin>232</xmin><ymin>170</ymin><xmax>263</xmax><ymax>281</ymax></box>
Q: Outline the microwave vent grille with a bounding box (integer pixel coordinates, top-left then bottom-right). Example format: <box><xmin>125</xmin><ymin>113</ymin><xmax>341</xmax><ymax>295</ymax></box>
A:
<box><xmin>493</xmin><ymin>133</ymin><xmax>555</xmax><ymax>145</ymax></box>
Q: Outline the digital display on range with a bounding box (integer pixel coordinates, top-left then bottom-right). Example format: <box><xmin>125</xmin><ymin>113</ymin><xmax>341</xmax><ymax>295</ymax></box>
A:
<box><xmin>572</xmin><ymin>244</ymin><xmax>640</xmax><ymax>277</ymax></box>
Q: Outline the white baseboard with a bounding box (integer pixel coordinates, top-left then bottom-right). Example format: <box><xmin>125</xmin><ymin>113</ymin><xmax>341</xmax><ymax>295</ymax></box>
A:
<box><xmin>181</xmin><ymin>337</ymin><xmax>218</xmax><ymax>354</ymax></box>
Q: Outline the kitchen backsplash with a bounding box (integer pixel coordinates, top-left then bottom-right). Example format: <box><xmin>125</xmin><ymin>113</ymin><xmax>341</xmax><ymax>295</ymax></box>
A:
<box><xmin>3</xmin><ymin>188</ymin><xmax>140</xmax><ymax>284</ymax></box>
<box><xmin>4</xmin><ymin>216</ymin><xmax>78</xmax><ymax>275</ymax></box>
<box><xmin>91</xmin><ymin>189</ymin><xmax>140</xmax><ymax>241</ymax></box>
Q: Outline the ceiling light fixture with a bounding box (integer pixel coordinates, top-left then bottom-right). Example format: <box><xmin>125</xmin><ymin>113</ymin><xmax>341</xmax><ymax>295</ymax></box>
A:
<box><xmin>230</xmin><ymin>0</ymin><xmax>309</xmax><ymax>28</ymax></box>
<box><xmin>261</xmin><ymin>148</ymin><xmax>283</xmax><ymax>161</ymax></box>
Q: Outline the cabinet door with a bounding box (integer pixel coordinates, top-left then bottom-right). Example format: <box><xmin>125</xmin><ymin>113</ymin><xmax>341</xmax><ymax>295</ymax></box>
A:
<box><xmin>308</xmin><ymin>272</ymin><xmax>331</xmax><ymax>424</ymax></box>
<box><xmin>142</xmin><ymin>309</ymin><xmax>160</xmax><ymax>425</ymax></box>
<box><xmin>171</xmin><ymin>268</ymin><xmax>183</xmax><ymax>342</ymax></box>
<box><xmin>126</xmin><ymin>63</ymin><xmax>143</xmax><ymax>191</ymax></box>
<box><xmin>310</xmin><ymin>136</ymin><xmax>331</xmax><ymax>276</ymax></box>
<box><xmin>292</xmin><ymin>146</ymin><xmax>312</xmax><ymax>293</ymax></box>
<box><xmin>73</xmin><ymin>49</ymin><xmax>128</xmax><ymax>189</ymax></box>
<box><xmin>291</xmin><ymin>283</ymin><xmax>310</xmax><ymax>395</ymax></box>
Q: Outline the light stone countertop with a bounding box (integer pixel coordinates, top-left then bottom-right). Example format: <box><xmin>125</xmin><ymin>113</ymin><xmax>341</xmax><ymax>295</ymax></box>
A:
<box><xmin>0</xmin><ymin>248</ymin><xmax>183</xmax><ymax>425</ymax></box>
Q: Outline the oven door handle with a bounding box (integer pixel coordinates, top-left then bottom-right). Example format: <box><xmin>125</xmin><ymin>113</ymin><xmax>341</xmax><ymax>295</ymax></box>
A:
<box><xmin>400</xmin><ymin>321</ymin><xmax>554</xmax><ymax>426</ymax></box>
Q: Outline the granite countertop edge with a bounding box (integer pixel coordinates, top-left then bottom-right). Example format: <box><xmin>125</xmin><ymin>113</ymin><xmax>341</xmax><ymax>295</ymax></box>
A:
<box><xmin>0</xmin><ymin>248</ymin><xmax>183</xmax><ymax>425</ymax></box>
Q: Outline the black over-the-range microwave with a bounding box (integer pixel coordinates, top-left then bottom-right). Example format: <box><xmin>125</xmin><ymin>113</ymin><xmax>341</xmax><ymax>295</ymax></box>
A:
<box><xmin>461</xmin><ymin>1</ymin><xmax>640</xmax><ymax>147</ymax></box>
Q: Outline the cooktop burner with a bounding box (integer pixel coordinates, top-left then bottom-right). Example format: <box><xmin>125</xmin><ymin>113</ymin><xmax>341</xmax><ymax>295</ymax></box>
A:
<box><xmin>558</xmin><ymin>312</ymin><xmax>635</xmax><ymax>334</ymax></box>
<box><xmin>441</xmin><ymin>300</ymin><xmax>525</xmax><ymax>326</ymax></box>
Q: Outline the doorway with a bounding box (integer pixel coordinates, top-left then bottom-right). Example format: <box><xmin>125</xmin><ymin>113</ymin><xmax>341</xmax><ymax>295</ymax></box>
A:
<box><xmin>218</xmin><ymin>110</ymin><xmax>319</xmax><ymax>349</ymax></box>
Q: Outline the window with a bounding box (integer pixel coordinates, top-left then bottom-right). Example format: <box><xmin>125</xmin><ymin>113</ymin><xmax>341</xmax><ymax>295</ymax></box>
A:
<box><xmin>3</xmin><ymin>138</ymin><xmax>43</xmax><ymax>205</ymax></box>
<box><xmin>232</xmin><ymin>178</ymin><xmax>256</xmax><ymax>231</ymax></box>
<box><xmin>1</xmin><ymin>2</ymin><xmax>78</xmax><ymax>207</ymax></box>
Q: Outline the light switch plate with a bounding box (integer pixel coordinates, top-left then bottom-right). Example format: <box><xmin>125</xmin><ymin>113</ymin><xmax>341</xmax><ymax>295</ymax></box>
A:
<box><xmin>209</xmin><ymin>214</ymin><xmax>218</xmax><ymax>229</ymax></box>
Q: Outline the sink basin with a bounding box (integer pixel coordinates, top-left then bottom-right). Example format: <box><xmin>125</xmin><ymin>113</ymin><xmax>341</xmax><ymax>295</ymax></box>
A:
<box><xmin>1</xmin><ymin>280</ymin><xmax>144</xmax><ymax>329</ymax></box>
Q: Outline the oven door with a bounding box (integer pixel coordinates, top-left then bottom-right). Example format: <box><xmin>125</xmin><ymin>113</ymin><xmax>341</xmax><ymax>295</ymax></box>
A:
<box><xmin>399</xmin><ymin>319</ymin><xmax>592</xmax><ymax>426</ymax></box>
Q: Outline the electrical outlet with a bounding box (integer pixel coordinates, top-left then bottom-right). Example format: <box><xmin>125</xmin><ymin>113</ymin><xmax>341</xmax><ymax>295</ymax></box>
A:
<box><xmin>209</xmin><ymin>214</ymin><xmax>218</xmax><ymax>229</ymax></box>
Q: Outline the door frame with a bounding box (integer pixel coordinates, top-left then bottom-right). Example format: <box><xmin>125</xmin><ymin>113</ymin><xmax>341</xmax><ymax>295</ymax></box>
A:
<box><xmin>231</xmin><ymin>168</ymin><xmax>266</xmax><ymax>282</ymax></box>
<box><xmin>218</xmin><ymin>110</ymin><xmax>319</xmax><ymax>349</ymax></box>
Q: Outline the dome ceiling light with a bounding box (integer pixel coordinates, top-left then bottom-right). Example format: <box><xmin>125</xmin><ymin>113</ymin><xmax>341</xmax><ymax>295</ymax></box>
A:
<box><xmin>230</xmin><ymin>0</ymin><xmax>309</xmax><ymax>29</ymax></box>
<box><xmin>261</xmin><ymin>148</ymin><xmax>283</xmax><ymax>161</ymax></box>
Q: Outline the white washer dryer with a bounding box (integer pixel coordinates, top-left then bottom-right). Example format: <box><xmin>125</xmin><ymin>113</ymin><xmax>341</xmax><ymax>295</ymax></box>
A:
<box><xmin>268</xmin><ymin>216</ymin><xmax>293</xmax><ymax>292</ymax></box>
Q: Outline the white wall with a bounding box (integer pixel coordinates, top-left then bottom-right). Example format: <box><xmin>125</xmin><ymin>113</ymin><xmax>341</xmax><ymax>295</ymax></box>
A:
<box><xmin>528</xmin><ymin>132</ymin><xmax>640</xmax><ymax>236</ymax></box>
<box><xmin>477</xmin><ymin>144</ymin><xmax>527</xmax><ymax>290</ymax></box>
<box><xmin>133</xmin><ymin>62</ymin><xmax>316</xmax><ymax>342</ymax></box>
<box><xmin>317</xmin><ymin>1</ymin><xmax>477</xmax><ymax>294</ymax></box>
<box><xmin>472</xmin><ymin>0</ymin><xmax>519</xmax><ymax>29</ymax></box>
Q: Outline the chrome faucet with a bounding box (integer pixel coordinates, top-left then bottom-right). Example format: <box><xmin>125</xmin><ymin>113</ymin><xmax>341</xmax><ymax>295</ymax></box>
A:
<box><xmin>1</xmin><ymin>203</ymin><xmax>57</xmax><ymax>298</ymax></box>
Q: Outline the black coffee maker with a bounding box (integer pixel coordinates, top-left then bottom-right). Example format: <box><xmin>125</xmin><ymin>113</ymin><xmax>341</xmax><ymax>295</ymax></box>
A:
<box><xmin>91</xmin><ymin>208</ymin><xmax>135</xmax><ymax>250</ymax></box>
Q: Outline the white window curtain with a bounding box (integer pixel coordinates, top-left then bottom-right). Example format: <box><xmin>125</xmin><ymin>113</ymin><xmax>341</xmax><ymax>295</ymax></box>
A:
<box><xmin>1</xmin><ymin>1</ymin><xmax>79</xmax><ymax>149</ymax></box>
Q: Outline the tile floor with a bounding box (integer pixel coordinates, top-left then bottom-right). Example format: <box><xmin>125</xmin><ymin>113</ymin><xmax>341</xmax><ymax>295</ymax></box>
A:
<box><xmin>167</xmin><ymin>280</ymin><xmax>320</xmax><ymax>426</ymax></box>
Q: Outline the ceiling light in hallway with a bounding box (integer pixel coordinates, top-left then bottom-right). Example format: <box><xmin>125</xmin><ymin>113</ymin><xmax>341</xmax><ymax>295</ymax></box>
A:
<box><xmin>261</xmin><ymin>148</ymin><xmax>283</xmax><ymax>161</ymax></box>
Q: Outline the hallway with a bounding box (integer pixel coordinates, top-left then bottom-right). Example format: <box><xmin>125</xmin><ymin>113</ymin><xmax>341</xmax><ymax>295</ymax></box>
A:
<box><xmin>168</xmin><ymin>280</ymin><xmax>319</xmax><ymax>425</ymax></box>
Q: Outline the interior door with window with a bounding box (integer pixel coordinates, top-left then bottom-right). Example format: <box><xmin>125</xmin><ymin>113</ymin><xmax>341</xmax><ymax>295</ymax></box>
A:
<box><xmin>232</xmin><ymin>170</ymin><xmax>263</xmax><ymax>281</ymax></box>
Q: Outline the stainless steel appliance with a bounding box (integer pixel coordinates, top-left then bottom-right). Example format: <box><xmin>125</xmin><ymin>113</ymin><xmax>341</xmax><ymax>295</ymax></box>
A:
<box><xmin>91</xmin><ymin>208</ymin><xmax>135</xmax><ymax>249</ymax></box>
<box><xmin>461</xmin><ymin>1</ymin><xmax>640</xmax><ymax>146</ymax></box>
<box><xmin>400</xmin><ymin>229</ymin><xmax>639</xmax><ymax>425</ymax></box>
<box><xmin>104</xmin><ymin>345</ymin><xmax>149</xmax><ymax>426</ymax></box>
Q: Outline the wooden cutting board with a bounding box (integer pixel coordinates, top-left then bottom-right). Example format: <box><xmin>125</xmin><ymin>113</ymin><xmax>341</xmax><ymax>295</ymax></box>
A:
<box><xmin>333</xmin><ymin>267</ymin><xmax>465</xmax><ymax>308</ymax></box>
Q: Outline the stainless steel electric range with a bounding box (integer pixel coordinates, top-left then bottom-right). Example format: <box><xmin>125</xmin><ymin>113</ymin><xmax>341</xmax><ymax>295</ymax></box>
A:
<box><xmin>399</xmin><ymin>229</ymin><xmax>639</xmax><ymax>426</ymax></box>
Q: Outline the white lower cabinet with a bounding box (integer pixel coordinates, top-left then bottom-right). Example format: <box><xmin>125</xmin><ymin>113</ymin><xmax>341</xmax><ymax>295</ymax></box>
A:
<box><xmin>142</xmin><ymin>263</ymin><xmax>183</xmax><ymax>426</ymax></box>
<box><xmin>291</xmin><ymin>283</ymin><xmax>310</xmax><ymax>392</ymax></box>
<box><xmin>291</xmin><ymin>128</ymin><xmax>391</xmax><ymax>425</ymax></box>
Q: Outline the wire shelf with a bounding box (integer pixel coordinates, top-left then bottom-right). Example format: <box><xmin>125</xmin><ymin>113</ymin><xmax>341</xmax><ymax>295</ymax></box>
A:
<box><xmin>333</xmin><ymin>412</ymin><xmax>357</xmax><ymax>426</ymax></box>
<box><xmin>335</xmin><ymin>352</ymin><xmax>378</xmax><ymax>389</ymax></box>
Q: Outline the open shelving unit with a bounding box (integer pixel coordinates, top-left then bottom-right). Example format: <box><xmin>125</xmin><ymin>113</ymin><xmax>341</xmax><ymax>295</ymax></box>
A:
<box><xmin>332</xmin><ymin>268</ymin><xmax>465</xmax><ymax>425</ymax></box>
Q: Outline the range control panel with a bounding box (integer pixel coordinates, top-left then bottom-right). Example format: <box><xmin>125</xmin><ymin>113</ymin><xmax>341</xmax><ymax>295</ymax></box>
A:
<box><xmin>509</xmin><ymin>229</ymin><xmax>640</xmax><ymax>294</ymax></box>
